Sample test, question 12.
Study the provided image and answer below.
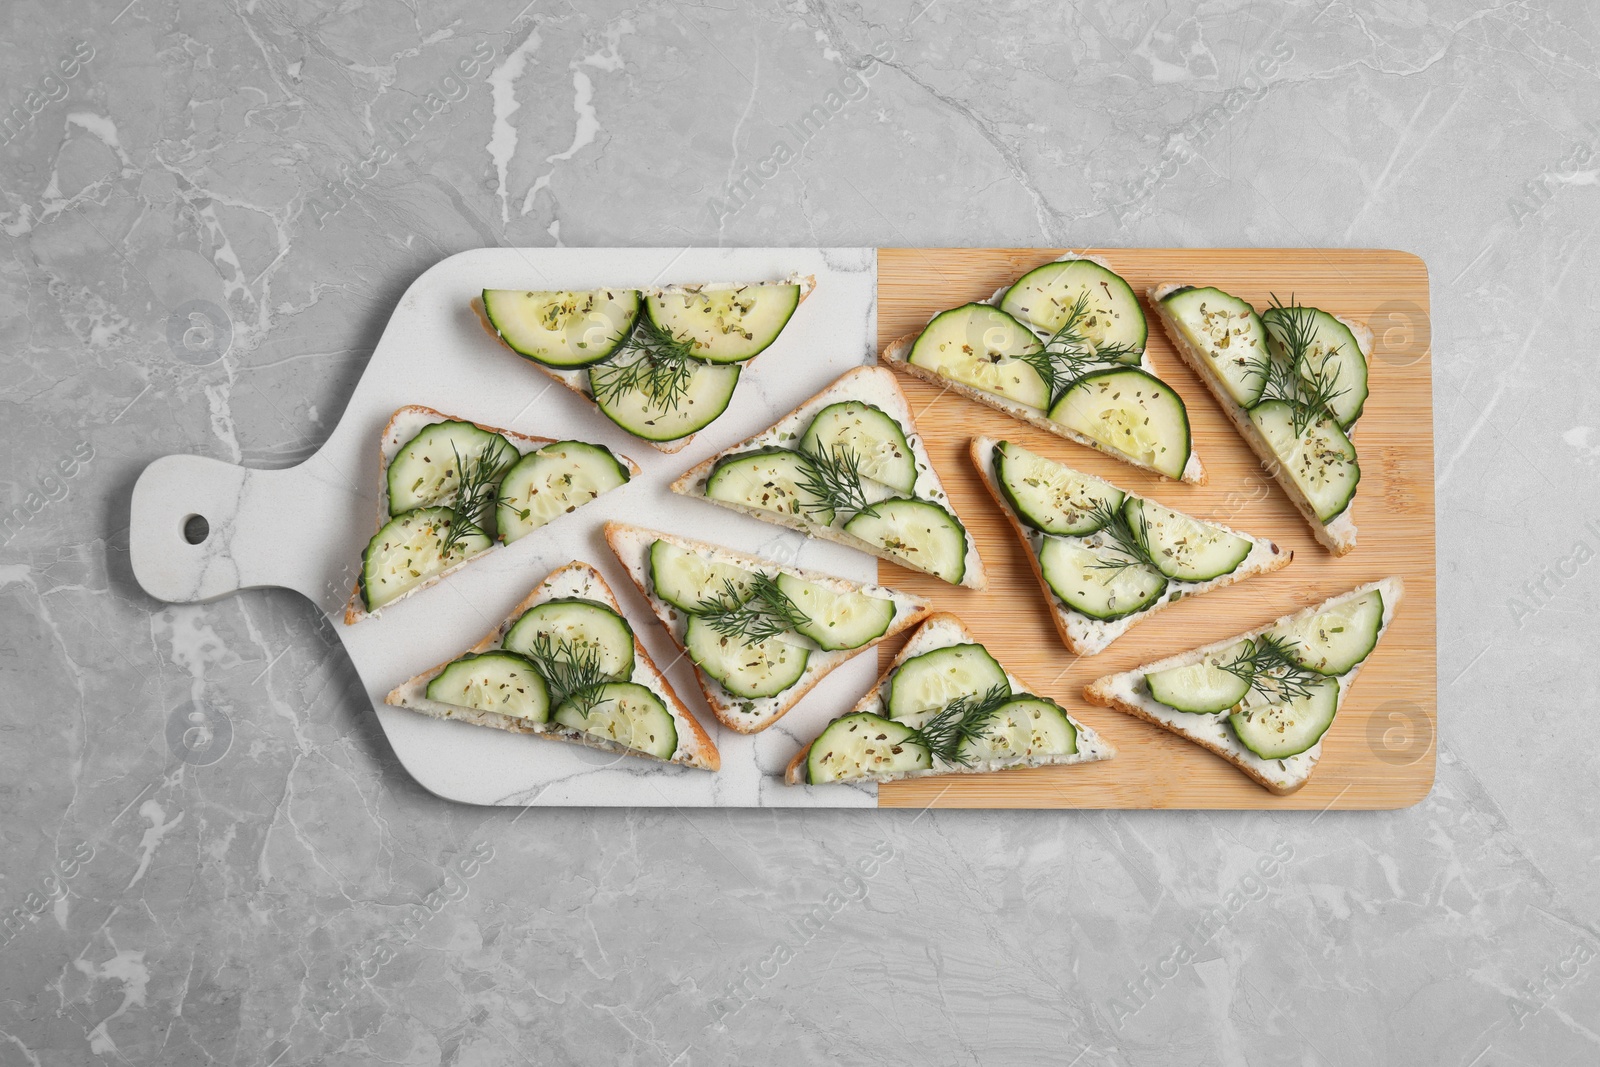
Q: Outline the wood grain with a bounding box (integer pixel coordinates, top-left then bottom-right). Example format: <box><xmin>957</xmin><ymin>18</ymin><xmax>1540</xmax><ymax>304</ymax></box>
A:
<box><xmin>871</xmin><ymin>248</ymin><xmax>1435</xmax><ymax>810</ymax></box>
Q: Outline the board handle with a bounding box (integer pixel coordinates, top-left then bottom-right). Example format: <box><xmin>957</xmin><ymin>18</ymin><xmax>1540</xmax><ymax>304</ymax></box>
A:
<box><xmin>130</xmin><ymin>453</ymin><xmax>361</xmax><ymax>609</ymax></box>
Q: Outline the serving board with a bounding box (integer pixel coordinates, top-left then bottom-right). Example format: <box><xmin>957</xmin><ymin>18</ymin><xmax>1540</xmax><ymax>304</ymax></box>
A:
<box><xmin>129</xmin><ymin>246</ymin><xmax>1435</xmax><ymax>809</ymax></box>
<box><xmin>872</xmin><ymin>248</ymin><xmax>1435</xmax><ymax>809</ymax></box>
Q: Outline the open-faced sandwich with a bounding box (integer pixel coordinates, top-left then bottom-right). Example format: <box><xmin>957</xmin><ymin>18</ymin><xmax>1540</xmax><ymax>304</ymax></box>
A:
<box><xmin>1148</xmin><ymin>286</ymin><xmax>1370</xmax><ymax>554</ymax></box>
<box><xmin>605</xmin><ymin>523</ymin><xmax>932</xmax><ymax>734</ymax></box>
<box><xmin>882</xmin><ymin>256</ymin><xmax>1202</xmax><ymax>483</ymax></box>
<box><xmin>478</xmin><ymin>276</ymin><xmax>813</xmax><ymax>453</ymax></box>
<box><xmin>787</xmin><ymin>612</ymin><xmax>1115</xmax><ymax>785</ymax></box>
<box><xmin>1084</xmin><ymin>578</ymin><xmax>1402</xmax><ymax>794</ymax></box>
<box><xmin>346</xmin><ymin>405</ymin><xmax>637</xmax><ymax>623</ymax></box>
<box><xmin>385</xmin><ymin>560</ymin><xmax>719</xmax><ymax>769</ymax></box>
<box><xmin>670</xmin><ymin>366</ymin><xmax>985</xmax><ymax>589</ymax></box>
<box><xmin>972</xmin><ymin>437</ymin><xmax>1291</xmax><ymax>655</ymax></box>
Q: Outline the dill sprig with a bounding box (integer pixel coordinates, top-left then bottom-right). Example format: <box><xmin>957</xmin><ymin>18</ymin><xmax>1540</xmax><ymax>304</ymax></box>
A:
<box><xmin>797</xmin><ymin>443</ymin><xmax>879</xmax><ymax>521</ymax></box>
<box><xmin>439</xmin><ymin>439</ymin><xmax>515</xmax><ymax>558</ymax></box>
<box><xmin>1081</xmin><ymin>498</ymin><xmax>1159</xmax><ymax>573</ymax></box>
<box><xmin>690</xmin><ymin>573</ymin><xmax>811</xmax><ymax>644</ymax></box>
<box><xmin>1253</xmin><ymin>295</ymin><xmax>1349</xmax><ymax>437</ymax></box>
<box><xmin>520</xmin><ymin>631</ymin><xmax>612</xmax><ymax>715</ymax></box>
<box><xmin>905</xmin><ymin>682</ymin><xmax>1014</xmax><ymax>766</ymax></box>
<box><xmin>1012</xmin><ymin>291</ymin><xmax>1143</xmax><ymax>403</ymax></box>
<box><xmin>1218</xmin><ymin>634</ymin><xmax>1324</xmax><ymax>704</ymax></box>
<box><xmin>589</xmin><ymin>315</ymin><xmax>702</xmax><ymax>413</ymax></box>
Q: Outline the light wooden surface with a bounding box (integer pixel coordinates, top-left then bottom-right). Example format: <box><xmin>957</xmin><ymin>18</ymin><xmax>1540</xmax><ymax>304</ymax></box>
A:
<box><xmin>872</xmin><ymin>248</ymin><xmax>1435</xmax><ymax>810</ymax></box>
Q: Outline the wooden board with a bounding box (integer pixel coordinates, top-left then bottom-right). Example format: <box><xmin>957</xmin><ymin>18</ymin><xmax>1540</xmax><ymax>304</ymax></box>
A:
<box><xmin>872</xmin><ymin>248</ymin><xmax>1435</xmax><ymax>809</ymax></box>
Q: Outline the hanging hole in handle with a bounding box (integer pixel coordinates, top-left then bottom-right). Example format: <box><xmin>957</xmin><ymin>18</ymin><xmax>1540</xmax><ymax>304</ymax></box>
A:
<box><xmin>183</xmin><ymin>514</ymin><xmax>210</xmax><ymax>545</ymax></box>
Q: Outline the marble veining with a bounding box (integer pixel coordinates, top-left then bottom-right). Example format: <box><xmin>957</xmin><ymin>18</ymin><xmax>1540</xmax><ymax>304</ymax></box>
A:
<box><xmin>1</xmin><ymin>1</ymin><xmax>1597</xmax><ymax>1064</ymax></box>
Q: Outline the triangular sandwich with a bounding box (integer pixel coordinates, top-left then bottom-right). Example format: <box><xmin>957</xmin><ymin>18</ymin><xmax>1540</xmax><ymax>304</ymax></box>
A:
<box><xmin>605</xmin><ymin>523</ymin><xmax>933</xmax><ymax>734</ymax></box>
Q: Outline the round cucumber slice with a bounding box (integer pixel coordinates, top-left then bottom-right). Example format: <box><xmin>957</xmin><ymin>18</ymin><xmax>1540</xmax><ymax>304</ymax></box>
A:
<box><xmin>386</xmin><ymin>420</ymin><xmax>515</xmax><ymax>515</ymax></box>
<box><xmin>806</xmin><ymin>713</ymin><xmax>930</xmax><ymax>784</ymax></box>
<box><xmin>1144</xmin><ymin>643</ymin><xmax>1253</xmax><ymax>714</ymax></box>
<box><xmin>1270</xmin><ymin>589</ymin><xmax>1384</xmax><ymax>676</ymax></box>
<box><xmin>957</xmin><ymin>696</ymin><xmax>1078</xmax><ymax>763</ymax></box>
<box><xmin>1262</xmin><ymin>305</ymin><xmax>1369</xmax><ymax>429</ymax></box>
<box><xmin>775</xmin><ymin>574</ymin><xmax>896</xmax><ymax>652</ymax></box>
<box><xmin>1126</xmin><ymin>498</ymin><xmax>1253</xmax><ymax>582</ymax></box>
<box><xmin>993</xmin><ymin>439</ymin><xmax>1124</xmax><ymax>535</ymax></box>
<box><xmin>360</xmin><ymin>507</ymin><xmax>490</xmax><ymax>611</ymax></box>
<box><xmin>646</xmin><ymin>284</ymin><xmax>800</xmax><ymax>364</ymax></box>
<box><xmin>553</xmin><ymin>682</ymin><xmax>677</xmax><ymax>760</ymax></box>
<box><xmin>1247</xmin><ymin>400</ymin><xmax>1360</xmax><ymax>523</ymax></box>
<box><xmin>1037</xmin><ymin>537</ymin><xmax>1167</xmax><ymax>621</ymax></box>
<box><xmin>1160</xmin><ymin>286</ymin><xmax>1271</xmax><ymax>407</ymax></box>
<box><xmin>648</xmin><ymin>540</ymin><xmax>758</xmax><ymax>614</ymax></box>
<box><xmin>683</xmin><ymin>615</ymin><xmax>809</xmax><ymax>699</ymax></box>
<box><xmin>589</xmin><ymin>358</ymin><xmax>741</xmax><ymax>443</ymax></box>
<box><xmin>799</xmin><ymin>401</ymin><xmax>917</xmax><ymax>495</ymax></box>
<box><xmin>482</xmin><ymin>288</ymin><xmax>640</xmax><ymax>368</ymax></box>
<box><xmin>425</xmin><ymin>651</ymin><xmax>550</xmax><ymax>723</ymax></box>
<box><xmin>842</xmin><ymin>498</ymin><xmax>970</xmax><ymax>585</ymax></box>
<box><xmin>496</xmin><ymin>441</ymin><xmax>630</xmax><ymax>543</ymax></box>
<box><xmin>886</xmin><ymin>643</ymin><xmax>1008</xmax><ymax>720</ymax></box>
<box><xmin>906</xmin><ymin>304</ymin><xmax>1050</xmax><ymax>410</ymax></box>
<box><xmin>704</xmin><ymin>448</ymin><xmax>835</xmax><ymax>525</ymax></box>
<box><xmin>1049</xmin><ymin>368</ymin><xmax>1192</xmax><ymax>480</ymax></box>
<box><xmin>503</xmin><ymin>598</ymin><xmax>635</xmax><ymax>681</ymax></box>
<box><xmin>999</xmin><ymin>259</ymin><xmax>1146</xmax><ymax>357</ymax></box>
<box><xmin>1228</xmin><ymin>677</ymin><xmax>1339</xmax><ymax>760</ymax></box>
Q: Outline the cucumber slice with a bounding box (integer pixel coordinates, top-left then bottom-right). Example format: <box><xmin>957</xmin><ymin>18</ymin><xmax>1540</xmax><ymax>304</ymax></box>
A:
<box><xmin>805</xmin><ymin>713</ymin><xmax>930</xmax><ymax>784</ymax></box>
<box><xmin>843</xmin><ymin>498</ymin><xmax>970</xmax><ymax>585</ymax></box>
<box><xmin>1037</xmin><ymin>537</ymin><xmax>1167</xmax><ymax>621</ymax></box>
<box><xmin>386</xmin><ymin>421</ymin><xmax>515</xmax><ymax>515</ymax></box>
<box><xmin>1144</xmin><ymin>643</ymin><xmax>1253</xmax><ymax>714</ymax></box>
<box><xmin>553</xmin><ymin>682</ymin><xmax>677</xmax><ymax>759</ymax></box>
<box><xmin>1247</xmin><ymin>400</ymin><xmax>1360</xmax><ymax>522</ymax></box>
<box><xmin>1049</xmin><ymin>368</ymin><xmax>1192</xmax><ymax>480</ymax></box>
<box><xmin>648</xmin><ymin>540</ymin><xmax>758</xmax><ymax>614</ymax></box>
<box><xmin>482</xmin><ymin>288</ymin><xmax>640</xmax><ymax>368</ymax></box>
<box><xmin>999</xmin><ymin>260</ymin><xmax>1146</xmax><ymax>357</ymax></box>
<box><xmin>589</xmin><ymin>358</ymin><xmax>741</xmax><ymax>443</ymax></box>
<box><xmin>774</xmin><ymin>574</ymin><xmax>896</xmax><ymax>652</ymax></box>
<box><xmin>683</xmin><ymin>615</ymin><xmax>809</xmax><ymax>698</ymax></box>
<box><xmin>886</xmin><ymin>643</ymin><xmax>1008</xmax><ymax>719</ymax></box>
<box><xmin>1270</xmin><ymin>589</ymin><xmax>1384</xmax><ymax>676</ymax></box>
<box><xmin>957</xmin><ymin>696</ymin><xmax>1077</xmax><ymax>763</ymax></box>
<box><xmin>360</xmin><ymin>507</ymin><xmax>490</xmax><ymax>611</ymax></box>
<box><xmin>425</xmin><ymin>651</ymin><xmax>550</xmax><ymax>723</ymax></box>
<box><xmin>495</xmin><ymin>441</ymin><xmax>630</xmax><ymax>543</ymax></box>
<box><xmin>993</xmin><ymin>439</ymin><xmax>1124</xmax><ymax>535</ymax></box>
<box><xmin>1228</xmin><ymin>677</ymin><xmax>1340</xmax><ymax>759</ymax></box>
<box><xmin>646</xmin><ymin>284</ymin><xmax>800</xmax><ymax>364</ymax></box>
<box><xmin>502</xmin><ymin>598</ymin><xmax>635</xmax><ymax>681</ymax></box>
<box><xmin>906</xmin><ymin>304</ymin><xmax>1050</xmax><ymax>409</ymax></box>
<box><xmin>799</xmin><ymin>402</ymin><xmax>917</xmax><ymax>495</ymax></box>
<box><xmin>1125</xmin><ymin>498</ymin><xmax>1253</xmax><ymax>582</ymax></box>
<box><xmin>1160</xmin><ymin>286</ymin><xmax>1271</xmax><ymax>406</ymax></box>
<box><xmin>703</xmin><ymin>448</ymin><xmax>835</xmax><ymax>525</ymax></box>
<box><xmin>1262</xmin><ymin>305</ymin><xmax>1369</xmax><ymax>428</ymax></box>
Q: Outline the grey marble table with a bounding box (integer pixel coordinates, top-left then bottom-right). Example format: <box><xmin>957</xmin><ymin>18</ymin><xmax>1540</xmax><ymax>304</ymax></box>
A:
<box><xmin>2</xmin><ymin>2</ymin><xmax>1597</xmax><ymax>1064</ymax></box>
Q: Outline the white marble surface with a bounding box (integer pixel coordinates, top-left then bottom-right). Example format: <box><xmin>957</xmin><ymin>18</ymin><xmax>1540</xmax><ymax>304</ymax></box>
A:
<box><xmin>0</xmin><ymin>1</ymin><xmax>1596</xmax><ymax>1064</ymax></box>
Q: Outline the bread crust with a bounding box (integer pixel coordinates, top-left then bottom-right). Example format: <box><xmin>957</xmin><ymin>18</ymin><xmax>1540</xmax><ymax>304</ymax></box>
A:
<box><xmin>603</xmin><ymin>522</ymin><xmax>934</xmax><ymax>734</ymax></box>
<box><xmin>473</xmin><ymin>276</ymin><xmax>816</xmax><ymax>455</ymax></box>
<box><xmin>1145</xmin><ymin>285</ymin><xmax>1365</xmax><ymax>555</ymax></box>
<box><xmin>669</xmin><ymin>365</ymin><xmax>988</xmax><ymax>590</ymax></box>
<box><xmin>384</xmin><ymin>560</ymin><xmax>719</xmax><ymax>770</ymax></box>
<box><xmin>345</xmin><ymin>405</ymin><xmax>640</xmax><ymax>624</ymax></box>
<box><xmin>968</xmin><ymin>436</ymin><xmax>1292</xmax><ymax>656</ymax></box>
<box><xmin>1083</xmin><ymin>577</ymin><xmax>1405</xmax><ymax>795</ymax></box>
<box><xmin>878</xmin><ymin>329</ymin><xmax>1208</xmax><ymax>485</ymax></box>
